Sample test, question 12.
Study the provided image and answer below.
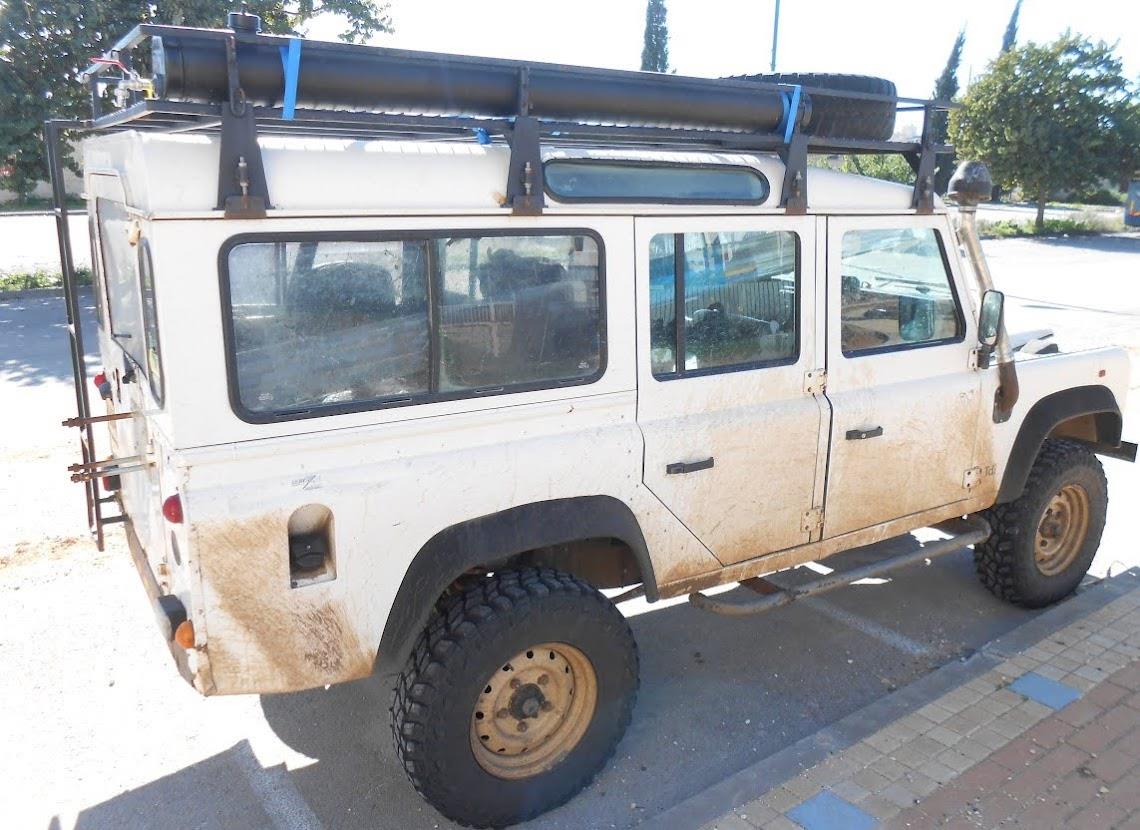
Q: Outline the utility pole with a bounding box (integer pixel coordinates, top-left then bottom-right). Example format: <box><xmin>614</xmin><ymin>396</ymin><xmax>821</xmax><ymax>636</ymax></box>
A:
<box><xmin>770</xmin><ymin>0</ymin><xmax>781</xmax><ymax>72</ymax></box>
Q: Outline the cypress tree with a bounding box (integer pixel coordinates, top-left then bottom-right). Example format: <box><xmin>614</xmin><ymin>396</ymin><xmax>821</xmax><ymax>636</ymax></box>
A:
<box><xmin>640</xmin><ymin>0</ymin><xmax>669</xmax><ymax>73</ymax></box>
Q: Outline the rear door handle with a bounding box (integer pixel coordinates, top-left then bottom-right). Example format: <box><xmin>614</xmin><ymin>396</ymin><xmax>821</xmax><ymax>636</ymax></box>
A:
<box><xmin>845</xmin><ymin>426</ymin><xmax>884</xmax><ymax>440</ymax></box>
<box><xmin>666</xmin><ymin>457</ymin><xmax>715</xmax><ymax>475</ymax></box>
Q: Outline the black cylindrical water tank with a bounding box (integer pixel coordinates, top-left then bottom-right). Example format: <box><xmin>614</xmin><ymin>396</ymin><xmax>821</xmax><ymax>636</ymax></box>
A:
<box><xmin>152</xmin><ymin>34</ymin><xmax>801</xmax><ymax>133</ymax></box>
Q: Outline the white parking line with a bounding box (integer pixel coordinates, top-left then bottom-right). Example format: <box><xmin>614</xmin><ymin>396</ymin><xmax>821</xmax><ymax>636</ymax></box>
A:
<box><xmin>804</xmin><ymin>597</ymin><xmax>933</xmax><ymax>657</ymax></box>
<box><xmin>234</xmin><ymin>740</ymin><xmax>324</xmax><ymax>830</ymax></box>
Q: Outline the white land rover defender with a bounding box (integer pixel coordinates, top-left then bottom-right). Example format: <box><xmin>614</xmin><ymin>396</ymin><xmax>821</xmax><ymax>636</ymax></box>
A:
<box><xmin>51</xmin><ymin>13</ymin><xmax>1135</xmax><ymax>828</ymax></box>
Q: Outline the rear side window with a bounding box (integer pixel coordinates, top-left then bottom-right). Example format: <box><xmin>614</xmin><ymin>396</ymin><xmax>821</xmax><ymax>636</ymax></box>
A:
<box><xmin>223</xmin><ymin>232</ymin><xmax>604</xmax><ymax>420</ymax></box>
<box><xmin>97</xmin><ymin>198</ymin><xmax>163</xmax><ymax>401</ymax></box>
<box><xmin>839</xmin><ymin>228</ymin><xmax>963</xmax><ymax>355</ymax></box>
<box><xmin>649</xmin><ymin>230</ymin><xmax>798</xmax><ymax>378</ymax></box>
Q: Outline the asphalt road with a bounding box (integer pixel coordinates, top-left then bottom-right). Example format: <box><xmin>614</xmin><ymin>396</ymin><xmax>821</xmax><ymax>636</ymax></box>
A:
<box><xmin>2</xmin><ymin>234</ymin><xmax>1138</xmax><ymax>830</ymax></box>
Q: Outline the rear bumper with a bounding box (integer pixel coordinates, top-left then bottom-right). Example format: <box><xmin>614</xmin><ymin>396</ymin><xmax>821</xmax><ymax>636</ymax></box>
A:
<box><xmin>123</xmin><ymin>518</ymin><xmax>213</xmax><ymax>692</ymax></box>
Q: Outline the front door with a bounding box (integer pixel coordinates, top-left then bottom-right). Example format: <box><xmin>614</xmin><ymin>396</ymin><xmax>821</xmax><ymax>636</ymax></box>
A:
<box><xmin>636</xmin><ymin>216</ymin><xmax>827</xmax><ymax>565</ymax></box>
<box><xmin>822</xmin><ymin>215</ymin><xmax>981</xmax><ymax>538</ymax></box>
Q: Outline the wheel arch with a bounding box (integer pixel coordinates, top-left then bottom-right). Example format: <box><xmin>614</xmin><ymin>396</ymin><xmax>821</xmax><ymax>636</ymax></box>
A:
<box><xmin>997</xmin><ymin>385</ymin><xmax>1126</xmax><ymax>504</ymax></box>
<box><xmin>375</xmin><ymin>496</ymin><xmax>657</xmax><ymax>676</ymax></box>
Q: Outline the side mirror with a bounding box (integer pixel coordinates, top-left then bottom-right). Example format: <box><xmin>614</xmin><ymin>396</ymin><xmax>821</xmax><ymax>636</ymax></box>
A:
<box><xmin>978</xmin><ymin>289</ymin><xmax>1004</xmax><ymax>348</ymax></box>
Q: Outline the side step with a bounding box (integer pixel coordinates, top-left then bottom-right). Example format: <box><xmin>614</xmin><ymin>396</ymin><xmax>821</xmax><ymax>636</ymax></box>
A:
<box><xmin>688</xmin><ymin>517</ymin><xmax>991</xmax><ymax>617</ymax></box>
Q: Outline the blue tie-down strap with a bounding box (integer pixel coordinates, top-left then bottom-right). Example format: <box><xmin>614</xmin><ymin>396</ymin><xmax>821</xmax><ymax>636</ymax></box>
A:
<box><xmin>279</xmin><ymin>37</ymin><xmax>302</xmax><ymax>120</ymax></box>
<box><xmin>473</xmin><ymin>127</ymin><xmax>491</xmax><ymax>145</ymax></box>
<box><xmin>781</xmin><ymin>84</ymin><xmax>802</xmax><ymax>144</ymax></box>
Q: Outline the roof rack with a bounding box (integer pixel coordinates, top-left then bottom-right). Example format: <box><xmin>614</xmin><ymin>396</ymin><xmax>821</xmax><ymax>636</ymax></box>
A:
<box><xmin>57</xmin><ymin>19</ymin><xmax>954</xmax><ymax>221</ymax></box>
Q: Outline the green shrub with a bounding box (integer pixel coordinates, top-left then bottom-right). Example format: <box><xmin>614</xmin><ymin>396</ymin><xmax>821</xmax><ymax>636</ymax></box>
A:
<box><xmin>0</xmin><ymin>267</ymin><xmax>91</xmax><ymax>292</ymax></box>
<box><xmin>977</xmin><ymin>211</ymin><xmax>1124</xmax><ymax>239</ymax></box>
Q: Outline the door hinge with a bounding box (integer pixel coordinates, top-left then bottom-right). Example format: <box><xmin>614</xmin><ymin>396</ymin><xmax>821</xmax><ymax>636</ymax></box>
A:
<box><xmin>963</xmin><ymin>466</ymin><xmax>982</xmax><ymax>489</ymax></box>
<box><xmin>804</xmin><ymin>369</ymin><xmax>827</xmax><ymax>395</ymax></box>
<box><xmin>967</xmin><ymin>348</ymin><xmax>980</xmax><ymax>371</ymax></box>
<box><xmin>801</xmin><ymin>507</ymin><xmax>824</xmax><ymax>535</ymax></box>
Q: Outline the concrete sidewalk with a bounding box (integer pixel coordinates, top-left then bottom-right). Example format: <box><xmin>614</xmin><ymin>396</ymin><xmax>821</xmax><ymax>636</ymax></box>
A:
<box><xmin>666</xmin><ymin>572</ymin><xmax>1140</xmax><ymax>830</ymax></box>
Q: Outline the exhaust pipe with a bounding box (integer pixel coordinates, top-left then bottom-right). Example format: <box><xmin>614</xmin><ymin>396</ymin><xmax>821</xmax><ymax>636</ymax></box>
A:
<box><xmin>948</xmin><ymin>160</ymin><xmax>1019</xmax><ymax>421</ymax></box>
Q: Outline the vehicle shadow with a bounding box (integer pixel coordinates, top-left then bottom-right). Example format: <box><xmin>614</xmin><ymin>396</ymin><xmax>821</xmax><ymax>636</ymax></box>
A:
<box><xmin>64</xmin><ymin>540</ymin><xmax>1039</xmax><ymax>830</ymax></box>
<box><xmin>0</xmin><ymin>289</ymin><xmax>99</xmax><ymax>387</ymax></box>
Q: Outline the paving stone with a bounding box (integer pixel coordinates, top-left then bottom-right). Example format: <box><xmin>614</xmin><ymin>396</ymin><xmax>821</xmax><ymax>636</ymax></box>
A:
<box><xmin>786</xmin><ymin>791</ymin><xmax>877</xmax><ymax>830</ymax></box>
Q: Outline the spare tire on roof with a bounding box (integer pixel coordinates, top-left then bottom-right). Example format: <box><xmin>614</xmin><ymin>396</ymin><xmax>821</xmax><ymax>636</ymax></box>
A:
<box><xmin>727</xmin><ymin>73</ymin><xmax>897</xmax><ymax>142</ymax></box>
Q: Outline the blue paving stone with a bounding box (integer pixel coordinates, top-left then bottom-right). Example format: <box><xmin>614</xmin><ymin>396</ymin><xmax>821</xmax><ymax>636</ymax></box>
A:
<box><xmin>1009</xmin><ymin>671</ymin><xmax>1082</xmax><ymax>710</ymax></box>
<box><xmin>787</xmin><ymin>790</ymin><xmax>877</xmax><ymax>830</ymax></box>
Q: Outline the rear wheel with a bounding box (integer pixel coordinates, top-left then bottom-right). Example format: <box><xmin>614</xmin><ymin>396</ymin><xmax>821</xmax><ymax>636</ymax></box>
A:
<box><xmin>391</xmin><ymin>567</ymin><xmax>638</xmax><ymax>828</ymax></box>
<box><xmin>975</xmin><ymin>439</ymin><xmax>1107</xmax><ymax>608</ymax></box>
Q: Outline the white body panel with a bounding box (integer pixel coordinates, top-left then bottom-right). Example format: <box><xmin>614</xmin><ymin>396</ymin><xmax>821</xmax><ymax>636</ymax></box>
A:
<box><xmin>79</xmin><ymin>131</ymin><xmax>1131</xmax><ymax>696</ymax></box>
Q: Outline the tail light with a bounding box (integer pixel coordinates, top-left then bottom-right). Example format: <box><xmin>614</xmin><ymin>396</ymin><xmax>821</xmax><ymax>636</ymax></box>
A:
<box><xmin>92</xmin><ymin>370</ymin><xmax>112</xmax><ymax>401</ymax></box>
<box><xmin>162</xmin><ymin>494</ymin><xmax>183</xmax><ymax>524</ymax></box>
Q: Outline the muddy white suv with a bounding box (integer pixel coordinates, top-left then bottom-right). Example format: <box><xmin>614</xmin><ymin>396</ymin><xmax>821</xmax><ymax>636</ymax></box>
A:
<box><xmin>51</xmin><ymin>15</ymin><xmax>1134</xmax><ymax>828</ymax></box>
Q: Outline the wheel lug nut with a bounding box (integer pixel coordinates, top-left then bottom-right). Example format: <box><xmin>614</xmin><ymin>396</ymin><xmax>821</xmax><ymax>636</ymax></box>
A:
<box><xmin>537</xmin><ymin>674</ymin><xmax>549</xmax><ymax>686</ymax></box>
<box><xmin>509</xmin><ymin>678</ymin><xmax>521</xmax><ymax>689</ymax></box>
<box><xmin>517</xmin><ymin>721</ymin><xmax>528</xmax><ymax>733</ymax></box>
<box><xmin>497</xmin><ymin>709</ymin><xmax>509</xmax><ymax>719</ymax></box>
<box><xmin>541</xmin><ymin>701</ymin><xmax>554</xmax><ymax>712</ymax></box>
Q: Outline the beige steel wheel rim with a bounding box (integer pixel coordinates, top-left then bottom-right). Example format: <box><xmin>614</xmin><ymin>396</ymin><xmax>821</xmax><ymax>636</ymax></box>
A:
<box><xmin>1034</xmin><ymin>484</ymin><xmax>1090</xmax><ymax>576</ymax></box>
<box><xmin>469</xmin><ymin>642</ymin><xmax>598</xmax><ymax>780</ymax></box>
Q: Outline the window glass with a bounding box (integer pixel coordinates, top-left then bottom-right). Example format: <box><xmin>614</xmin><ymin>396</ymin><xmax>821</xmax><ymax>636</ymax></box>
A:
<box><xmin>840</xmin><ymin>228</ymin><xmax>962</xmax><ymax>355</ymax></box>
<box><xmin>97</xmin><ymin>199</ymin><xmax>147</xmax><ymax>369</ymax></box>
<box><xmin>87</xmin><ymin>210</ymin><xmax>107</xmax><ymax>329</ymax></box>
<box><xmin>225</xmin><ymin>233</ymin><xmax>603</xmax><ymax>418</ymax></box>
<box><xmin>650</xmin><ymin>231</ymin><xmax>797</xmax><ymax>377</ymax></box>
<box><xmin>137</xmin><ymin>240</ymin><xmax>164</xmax><ymax>403</ymax></box>
<box><xmin>436</xmin><ymin>235</ymin><xmax>602</xmax><ymax>391</ymax></box>
<box><xmin>546</xmin><ymin>162</ymin><xmax>769</xmax><ymax>204</ymax></box>
<box><xmin>227</xmin><ymin>239</ymin><xmax>430</xmax><ymax>414</ymax></box>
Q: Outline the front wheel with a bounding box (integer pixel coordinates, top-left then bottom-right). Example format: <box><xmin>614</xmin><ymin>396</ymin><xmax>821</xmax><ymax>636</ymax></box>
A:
<box><xmin>974</xmin><ymin>439</ymin><xmax>1108</xmax><ymax>608</ymax></box>
<box><xmin>391</xmin><ymin>568</ymin><xmax>638</xmax><ymax>828</ymax></box>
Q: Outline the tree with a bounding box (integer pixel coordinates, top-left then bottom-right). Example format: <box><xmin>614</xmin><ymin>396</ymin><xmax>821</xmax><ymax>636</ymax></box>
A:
<box><xmin>1001</xmin><ymin>0</ymin><xmax>1021</xmax><ymax>54</ymax></box>
<box><xmin>950</xmin><ymin>33</ymin><xmax>1133</xmax><ymax>231</ymax></box>
<box><xmin>1112</xmin><ymin>98</ymin><xmax>1140</xmax><ymax>190</ymax></box>
<box><xmin>931</xmin><ymin>28</ymin><xmax>965</xmax><ymax>194</ymax></box>
<box><xmin>0</xmin><ymin>1</ymin><xmax>392</xmax><ymax>202</ymax></box>
<box><xmin>640</xmin><ymin>0</ymin><xmax>669</xmax><ymax>73</ymax></box>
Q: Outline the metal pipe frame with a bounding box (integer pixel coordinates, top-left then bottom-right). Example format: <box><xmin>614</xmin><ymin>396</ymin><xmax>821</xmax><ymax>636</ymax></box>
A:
<box><xmin>688</xmin><ymin>520</ymin><xmax>991</xmax><ymax>617</ymax></box>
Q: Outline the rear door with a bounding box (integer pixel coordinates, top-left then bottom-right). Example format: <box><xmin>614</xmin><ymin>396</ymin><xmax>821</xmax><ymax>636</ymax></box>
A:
<box><xmin>635</xmin><ymin>216</ymin><xmax>827</xmax><ymax>565</ymax></box>
<box><xmin>822</xmin><ymin>215</ymin><xmax>981</xmax><ymax>537</ymax></box>
<box><xmin>93</xmin><ymin>191</ymin><xmax>166</xmax><ymax>557</ymax></box>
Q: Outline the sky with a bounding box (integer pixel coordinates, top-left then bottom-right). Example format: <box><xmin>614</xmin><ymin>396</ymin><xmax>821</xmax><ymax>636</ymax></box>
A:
<box><xmin>305</xmin><ymin>0</ymin><xmax>1140</xmax><ymax>100</ymax></box>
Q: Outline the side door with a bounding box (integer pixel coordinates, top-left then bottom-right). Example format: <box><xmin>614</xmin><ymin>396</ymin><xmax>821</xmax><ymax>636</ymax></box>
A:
<box><xmin>822</xmin><ymin>215</ymin><xmax>981</xmax><ymax>538</ymax></box>
<box><xmin>635</xmin><ymin>216</ymin><xmax>828</xmax><ymax>565</ymax></box>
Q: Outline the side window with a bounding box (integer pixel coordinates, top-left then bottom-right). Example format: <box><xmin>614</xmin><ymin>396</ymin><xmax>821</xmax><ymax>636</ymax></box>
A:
<box><xmin>839</xmin><ymin>228</ymin><xmax>963</xmax><ymax>355</ymax></box>
<box><xmin>436</xmin><ymin>236</ymin><xmax>602</xmax><ymax>391</ymax></box>
<box><xmin>87</xmin><ymin>210</ymin><xmax>107</xmax><ymax>329</ymax></box>
<box><xmin>97</xmin><ymin>198</ymin><xmax>163</xmax><ymax>398</ymax></box>
<box><xmin>224</xmin><ymin>232</ymin><xmax>604</xmax><ymax>419</ymax></box>
<box><xmin>137</xmin><ymin>240</ymin><xmax>164</xmax><ymax>403</ymax></box>
<box><xmin>649</xmin><ymin>230</ymin><xmax>798</xmax><ymax>378</ymax></box>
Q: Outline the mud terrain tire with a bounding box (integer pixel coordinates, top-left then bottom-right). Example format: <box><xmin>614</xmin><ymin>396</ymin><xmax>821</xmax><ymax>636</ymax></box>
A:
<box><xmin>391</xmin><ymin>567</ymin><xmax>638</xmax><ymax>828</ymax></box>
<box><xmin>974</xmin><ymin>439</ymin><xmax>1107</xmax><ymax>608</ymax></box>
<box><xmin>728</xmin><ymin>72</ymin><xmax>897</xmax><ymax>142</ymax></box>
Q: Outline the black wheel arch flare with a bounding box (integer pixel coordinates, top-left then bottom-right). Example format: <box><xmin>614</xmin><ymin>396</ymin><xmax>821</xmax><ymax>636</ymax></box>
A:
<box><xmin>375</xmin><ymin>496</ymin><xmax>657</xmax><ymax>676</ymax></box>
<box><xmin>997</xmin><ymin>384</ymin><xmax>1126</xmax><ymax>504</ymax></box>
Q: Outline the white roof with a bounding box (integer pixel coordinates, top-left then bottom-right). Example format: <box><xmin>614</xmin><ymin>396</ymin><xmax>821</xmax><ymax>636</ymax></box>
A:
<box><xmin>81</xmin><ymin>131</ymin><xmax>941</xmax><ymax>216</ymax></box>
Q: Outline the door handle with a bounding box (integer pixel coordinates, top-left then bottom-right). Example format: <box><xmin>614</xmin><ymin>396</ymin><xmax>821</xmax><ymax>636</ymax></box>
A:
<box><xmin>845</xmin><ymin>426</ymin><xmax>884</xmax><ymax>441</ymax></box>
<box><xmin>666</xmin><ymin>457</ymin><xmax>715</xmax><ymax>475</ymax></box>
